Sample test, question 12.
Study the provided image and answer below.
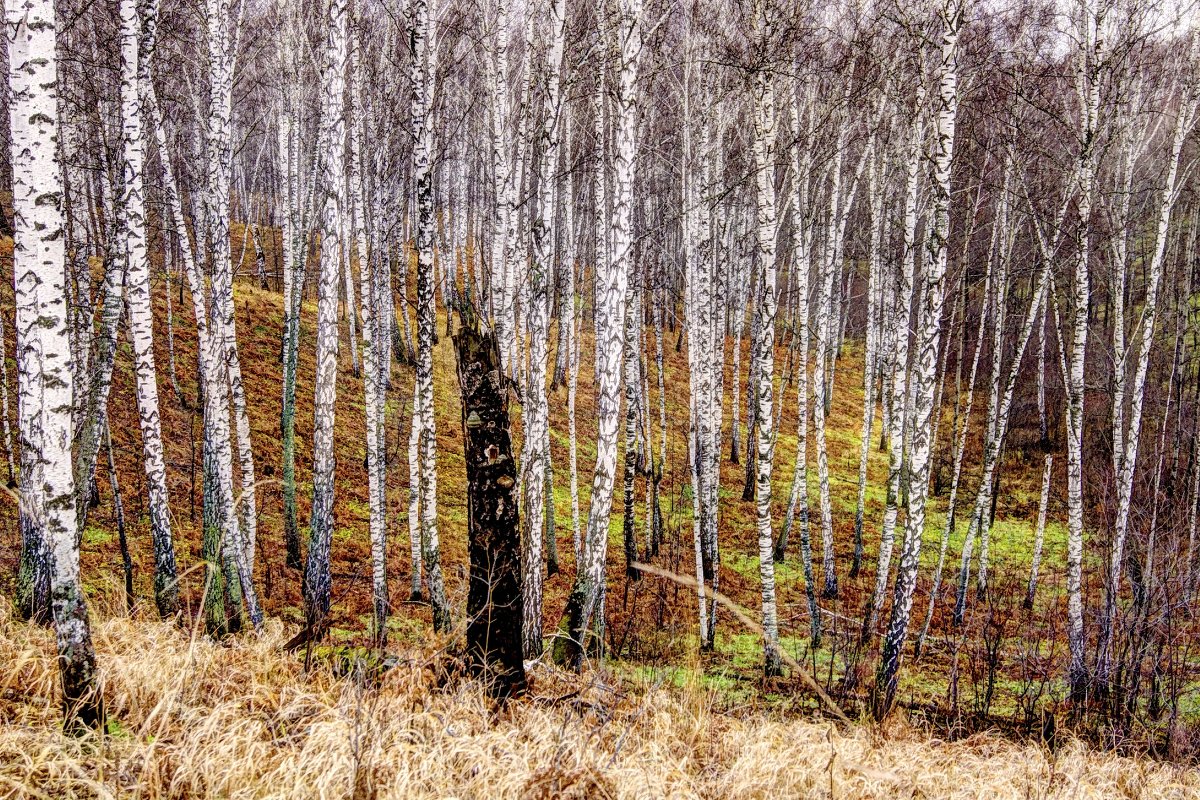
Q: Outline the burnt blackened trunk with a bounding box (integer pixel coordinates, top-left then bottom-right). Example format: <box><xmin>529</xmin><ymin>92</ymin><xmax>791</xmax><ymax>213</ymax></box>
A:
<box><xmin>455</xmin><ymin>313</ymin><xmax>526</xmax><ymax>698</ymax></box>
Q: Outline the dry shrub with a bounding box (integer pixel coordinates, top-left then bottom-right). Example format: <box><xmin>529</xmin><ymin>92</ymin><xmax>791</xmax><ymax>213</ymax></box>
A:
<box><xmin>1</xmin><ymin>599</ymin><xmax>1198</xmax><ymax>799</ymax></box>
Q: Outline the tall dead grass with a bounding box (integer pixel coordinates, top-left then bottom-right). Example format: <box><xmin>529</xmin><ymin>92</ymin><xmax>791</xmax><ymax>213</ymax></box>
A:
<box><xmin>1</xmin><ymin>599</ymin><xmax>1197</xmax><ymax>799</ymax></box>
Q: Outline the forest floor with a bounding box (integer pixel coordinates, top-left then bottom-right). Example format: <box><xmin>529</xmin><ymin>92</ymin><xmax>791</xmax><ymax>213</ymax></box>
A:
<box><xmin>2</xmin><ymin>598</ymin><xmax>1197</xmax><ymax>799</ymax></box>
<box><xmin>0</xmin><ymin>237</ymin><xmax>1197</xmax><ymax>793</ymax></box>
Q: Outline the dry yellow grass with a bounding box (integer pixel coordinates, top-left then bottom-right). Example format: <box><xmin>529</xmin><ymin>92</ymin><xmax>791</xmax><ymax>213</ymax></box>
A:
<box><xmin>1</xmin><ymin>598</ymin><xmax>1197</xmax><ymax>799</ymax></box>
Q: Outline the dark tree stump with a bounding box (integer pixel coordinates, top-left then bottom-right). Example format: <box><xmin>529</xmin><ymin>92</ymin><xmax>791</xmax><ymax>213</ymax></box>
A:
<box><xmin>453</xmin><ymin>312</ymin><xmax>526</xmax><ymax>699</ymax></box>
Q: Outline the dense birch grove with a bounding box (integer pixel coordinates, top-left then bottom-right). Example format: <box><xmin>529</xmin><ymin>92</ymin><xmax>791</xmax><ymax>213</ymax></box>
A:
<box><xmin>5</xmin><ymin>0</ymin><xmax>1200</xmax><ymax>750</ymax></box>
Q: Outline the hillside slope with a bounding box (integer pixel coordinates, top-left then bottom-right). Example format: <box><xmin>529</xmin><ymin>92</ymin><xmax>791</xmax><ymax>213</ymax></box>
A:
<box><xmin>1</xmin><ymin>256</ymin><xmax>1074</xmax><ymax>723</ymax></box>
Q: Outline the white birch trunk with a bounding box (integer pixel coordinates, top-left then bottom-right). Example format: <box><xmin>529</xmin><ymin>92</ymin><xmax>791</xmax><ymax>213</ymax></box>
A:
<box><xmin>304</xmin><ymin>0</ymin><xmax>348</xmax><ymax>633</ymax></box>
<box><xmin>852</xmin><ymin>148</ymin><xmax>884</xmax><ymax>578</ymax></box>
<box><xmin>683</xmin><ymin>62</ymin><xmax>718</xmax><ymax>626</ymax></box>
<box><xmin>412</xmin><ymin>0</ymin><xmax>450</xmax><ymax>632</ymax></box>
<box><xmin>914</xmin><ymin>272</ymin><xmax>989</xmax><ymax>655</ymax></box>
<box><xmin>560</xmin><ymin>0</ymin><xmax>641</xmax><ymax>667</ymax></box>
<box><xmin>119</xmin><ymin>0</ymin><xmax>178</xmax><ymax>617</ymax></box>
<box><xmin>1064</xmin><ymin>1</ymin><xmax>1105</xmax><ymax>701</ymax></box>
<box><xmin>751</xmin><ymin>55</ymin><xmax>782</xmax><ymax>675</ymax></box>
<box><xmin>520</xmin><ymin>0</ymin><xmax>565</xmax><ymax>659</ymax></box>
<box><xmin>9</xmin><ymin>0</ymin><xmax>103</xmax><ymax>726</ymax></box>
<box><xmin>1027</xmin><ymin>453</ymin><xmax>1054</xmax><ymax>609</ymax></box>
<box><xmin>867</xmin><ymin>92</ymin><xmax>924</xmax><ymax>633</ymax></box>
<box><xmin>0</xmin><ymin>307</ymin><xmax>13</xmax><ymax>485</ymax></box>
<box><xmin>876</xmin><ymin>1</ymin><xmax>962</xmax><ymax>716</ymax></box>
<box><xmin>204</xmin><ymin>0</ymin><xmax>262</xmax><ymax>630</ymax></box>
<box><xmin>1095</xmin><ymin>67</ymin><xmax>1197</xmax><ymax>684</ymax></box>
<box><xmin>811</xmin><ymin>184</ymin><xmax>840</xmax><ymax>601</ymax></box>
<box><xmin>408</xmin><ymin>391</ymin><xmax>424</xmax><ymax>600</ymax></box>
<box><xmin>778</xmin><ymin>77</ymin><xmax>820</xmax><ymax>645</ymax></box>
<box><xmin>343</xmin><ymin>209</ymin><xmax>360</xmax><ymax>378</ymax></box>
<box><xmin>350</xmin><ymin>34</ymin><xmax>388</xmax><ymax>644</ymax></box>
<box><xmin>486</xmin><ymin>0</ymin><xmax>518</xmax><ymax>377</ymax></box>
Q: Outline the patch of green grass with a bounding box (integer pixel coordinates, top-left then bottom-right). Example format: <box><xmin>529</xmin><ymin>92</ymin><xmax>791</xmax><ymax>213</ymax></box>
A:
<box><xmin>385</xmin><ymin>613</ymin><xmax>429</xmax><ymax>645</ymax></box>
<box><xmin>624</xmin><ymin>661</ymin><xmax>753</xmax><ymax>704</ymax></box>
<box><xmin>726</xmin><ymin>551</ymin><xmax>806</xmax><ymax>586</ymax></box>
<box><xmin>549</xmin><ymin>479</ymin><xmax>577</xmax><ymax>521</ymax></box>
<box><xmin>82</xmin><ymin>525</ymin><xmax>113</xmax><ymax>547</ymax></box>
<box><xmin>444</xmin><ymin>507</ymin><xmax>469</xmax><ymax>532</ymax></box>
<box><xmin>278</xmin><ymin>604</ymin><xmax>304</xmax><ymax>622</ymax></box>
<box><xmin>986</xmin><ymin>518</ymin><xmax>1067</xmax><ymax>572</ymax></box>
<box><xmin>343</xmin><ymin>498</ymin><xmax>370</xmax><ymax>520</ymax></box>
<box><xmin>860</xmin><ymin>479</ymin><xmax>888</xmax><ymax>509</ymax></box>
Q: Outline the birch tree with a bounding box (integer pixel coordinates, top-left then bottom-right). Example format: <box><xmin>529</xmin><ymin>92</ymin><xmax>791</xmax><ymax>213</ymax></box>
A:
<box><xmin>750</xmin><ymin>13</ymin><xmax>782</xmax><ymax>674</ymax></box>
<box><xmin>278</xmin><ymin>4</ymin><xmax>305</xmax><ymax>570</ymax></box>
<box><xmin>520</xmin><ymin>0</ymin><xmax>566</xmax><ymax>659</ymax></box>
<box><xmin>207</xmin><ymin>0</ymin><xmax>258</xmax><ymax>571</ymax></box>
<box><xmin>118</xmin><ymin>0</ymin><xmax>178</xmax><ymax>618</ymax></box>
<box><xmin>811</xmin><ymin>75</ymin><xmax>860</xmax><ymax>602</ymax></box>
<box><xmin>350</xmin><ymin>26</ymin><xmax>389</xmax><ymax>645</ymax></box>
<box><xmin>0</xmin><ymin>307</ymin><xmax>14</xmax><ymax>486</ymax></box>
<box><xmin>559</xmin><ymin>0</ymin><xmax>642</xmax><ymax>668</ymax></box>
<box><xmin>8</xmin><ymin>0</ymin><xmax>103</xmax><ymax>727</ymax></box>
<box><xmin>1025</xmin><ymin>312</ymin><xmax>1053</xmax><ymax>610</ymax></box>
<box><xmin>1063</xmin><ymin>0</ymin><xmax>1107</xmax><ymax>702</ymax></box>
<box><xmin>778</xmin><ymin>73</ymin><xmax>820</xmax><ymax>646</ymax></box>
<box><xmin>682</xmin><ymin>51</ymin><xmax>719</xmax><ymax>647</ymax></box>
<box><xmin>851</xmin><ymin>144</ymin><xmax>885</xmax><ymax>580</ymax></box>
<box><xmin>304</xmin><ymin>0</ymin><xmax>349</xmax><ymax>634</ymax></box>
<box><xmin>412</xmin><ymin>0</ymin><xmax>450</xmax><ymax>632</ymax></box>
<box><xmin>914</xmin><ymin>266</ymin><xmax>988</xmax><ymax>656</ymax></box>
<box><xmin>864</xmin><ymin>80</ymin><xmax>924</xmax><ymax>637</ymax></box>
<box><xmin>1095</xmin><ymin>48</ymin><xmax>1197</xmax><ymax>688</ymax></box>
<box><xmin>876</xmin><ymin>0</ymin><xmax>962</xmax><ymax>717</ymax></box>
<box><xmin>487</xmin><ymin>0</ymin><xmax>518</xmax><ymax>378</ymax></box>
